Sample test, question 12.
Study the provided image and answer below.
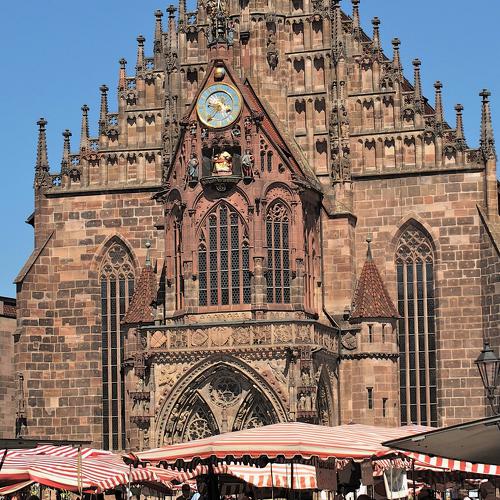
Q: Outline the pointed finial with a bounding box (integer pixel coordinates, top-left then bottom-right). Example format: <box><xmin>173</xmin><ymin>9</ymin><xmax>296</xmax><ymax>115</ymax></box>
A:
<box><xmin>36</xmin><ymin>118</ymin><xmax>49</xmax><ymax>172</ymax></box>
<box><xmin>118</xmin><ymin>58</ymin><xmax>127</xmax><ymax>90</ymax></box>
<box><xmin>371</xmin><ymin>17</ymin><xmax>381</xmax><ymax>52</ymax></box>
<box><xmin>136</xmin><ymin>35</ymin><xmax>145</xmax><ymax>72</ymax></box>
<box><xmin>80</xmin><ymin>104</ymin><xmax>89</xmax><ymax>151</ymax></box>
<box><xmin>61</xmin><ymin>129</ymin><xmax>72</xmax><ymax>173</ymax></box>
<box><xmin>99</xmin><ymin>85</ymin><xmax>109</xmax><ymax>136</ymax></box>
<box><xmin>366</xmin><ymin>235</ymin><xmax>373</xmax><ymax>261</ymax></box>
<box><xmin>412</xmin><ymin>59</ymin><xmax>422</xmax><ymax>101</ymax></box>
<box><xmin>154</xmin><ymin>10</ymin><xmax>164</xmax><ymax>58</ymax></box>
<box><xmin>352</xmin><ymin>0</ymin><xmax>360</xmax><ymax>32</ymax></box>
<box><xmin>434</xmin><ymin>81</ymin><xmax>443</xmax><ymax>123</ymax></box>
<box><xmin>332</xmin><ymin>0</ymin><xmax>343</xmax><ymax>61</ymax></box>
<box><xmin>454</xmin><ymin>104</ymin><xmax>465</xmax><ymax>140</ymax></box>
<box><xmin>480</xmin><ymin>89</ymin><xmax>496</xmax><ymax>159</ymax></box>
<box><xmin>391</xmin><ymin>38</ymin><xmax>401</xmax><ymax>72</ymax></box>
<box><xmin>145</xmin><ymin>240</ymin><xmax>152</xmax><ymax>268</ymax></box>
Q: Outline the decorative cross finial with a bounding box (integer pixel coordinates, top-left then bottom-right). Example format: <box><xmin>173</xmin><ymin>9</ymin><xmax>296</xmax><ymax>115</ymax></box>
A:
<box><xmin>392</xmin><ymin>38</ymin><xmax>401</xmax><ymax>72</ymax></box>
<box><xmin>412</xmin><ymin>59</ymin><xmax>422</xmax><ymax>102</ymax></box>
<box><xmin>366</xmin><ymin>235</ymin><xmax>373</xmax><ymax>261</ymax></box>
<box><xmin>480</xmin><ymin>89</ymin><xmax>496</xmax><ymax>160</ymax></box>
<box><xmin>118</xmin><ymin>58</ymin><xmax>127</xmax><ymax>90</ymax></box>
<box><xmin>61</xmin><ymin>129</ymin><xmax>72</xmax><ymax>175</ymax></box>
<box><xmin>35</xmin><ymin>118</ymin><xmax>49</xmax><ymax>173</ymax></box>
<box><xmin>371</xmin><ymin>17</ymin><xmax>381</xmax><ymax>52</ymax></box>
<box><xmin>167</xmin><ymin>4</ymin><xmax>176</xmax><ymax>18</ymax></box>
<box><xmin>434</xmin><ymin>81</ymin><xmax>443</xmax><ymax>123</ymax></box>
<box><xmin>455</xmin><ymin>104</ymin><xmax>465</xmax><ymax>140</ymax></box>
<box><xmin>80</xmin><ymin>104</ymin><xmax>89</xmax><ymax>151</ymax></box>
<box><xmin>99</xmin><ymin>85</ymin><xmax>109</xmax><ymax>136</ymax></box>
<box><xmin>136</xmin><ymin>34</ymin><xmax>145</xmax><ymax>73</ymax></box>
<box><xmin>145</xmin><ymin>240</ymin><xmax>152</xmax><ymax>268</ymax></box>
<box><xmin>154</xmin><ymin>10</ymin><xmax>164</xmax><ymax>59</ymax></box>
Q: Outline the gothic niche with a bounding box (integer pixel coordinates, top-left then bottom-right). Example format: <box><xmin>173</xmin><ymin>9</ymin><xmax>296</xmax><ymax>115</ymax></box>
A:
<box><xmin>200</xmin><ymin>142</ymin><xmax>242</xmax><ymax>191</ymax></box>
<box><xmin>160</xmin><ymin>365</ymin><xmax>279</xmax><ymax>444</ymax></box>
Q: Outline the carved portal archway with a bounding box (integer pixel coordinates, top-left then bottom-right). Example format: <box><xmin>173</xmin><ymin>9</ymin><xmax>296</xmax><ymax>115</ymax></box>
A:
<box><xmin>154</xmin><ymin>356</ymin><xmax>288</xmax><ymax>445</ymax></box>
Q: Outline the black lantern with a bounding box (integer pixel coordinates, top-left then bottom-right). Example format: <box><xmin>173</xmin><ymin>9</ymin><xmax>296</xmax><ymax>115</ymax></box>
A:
<box><xmin>475</xmin><ymin>341</ymin><xmax>500</xmax><ymax>414</ymax></box>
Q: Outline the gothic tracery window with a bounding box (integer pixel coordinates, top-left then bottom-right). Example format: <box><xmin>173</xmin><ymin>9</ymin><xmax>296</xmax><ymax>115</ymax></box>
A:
<box><xmin>266</xmin><ymin>201</ymin><xmax>291</xmax><ymax>304</ymax></box>
<box><xmin>396</xmin><ymin>225</ymin><xmax>437</xmax><ymax>426</ymax></box>
<box><xmin>100</xmin><ymin>242</ymin><xmax>135</xmax><ymax>450</ymax></box>
<box><xmin>198</xmin><ymin>203</ymin><xmax>251</xmax><ymax>307</ymax></box>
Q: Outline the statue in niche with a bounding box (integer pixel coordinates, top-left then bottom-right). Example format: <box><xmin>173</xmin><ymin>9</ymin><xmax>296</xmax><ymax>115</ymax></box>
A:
<box><xmin>244</xmin><ymin>116</ymin><xmax>253</xmax><ymax>137</ymax></box>
<box><xmin>241</xmin><ymin>149</ymin><xmax>254</xmax><ymax>178</ymax></box>
<box><xmin>189</xmin><ymin>121</ymin><xmax>197</xmax><ymax>136</ymax></box>
<box><xmin>188</xmin><ymin>153</ymin><xmax>199</xmax><ymax>181</ymax></box>
<box><xmin>300</xmin><ymin>366</ymin><xmax>312</xmax><ymax>386</ymax></box>
<box><xmin>213</xmin><ymin>151</ymin><xmax>232</xmax><ymax>175</ymax></box>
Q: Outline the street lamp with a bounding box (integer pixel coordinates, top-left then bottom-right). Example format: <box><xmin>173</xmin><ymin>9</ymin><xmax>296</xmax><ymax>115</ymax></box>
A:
<box><xmin>475</xmin><ymin>341</ymin><xmax>500</xmax><ymax>415</ymax></box>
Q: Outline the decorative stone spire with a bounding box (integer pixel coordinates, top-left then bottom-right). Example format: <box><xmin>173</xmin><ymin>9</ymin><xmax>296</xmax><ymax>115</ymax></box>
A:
<box><xmin>118</xmin><ymin>58</ymin><xmax>127</xmax><ymax>91</ymax></box>
<box><xmin>480</xmin><ymin>89</ymin><xmax>496</xmax><ymax>159</ymax></box>
<box><xmin>371</xmin><ymin>17</ymin><xmax>381</xmax><ymax>52</ymax></box>
<box><xmin>412</xmin><ymin>59</ymin><xmax>422</xmax><ymax>102</ymax></box>
<box><xmin>154</xmin><ymin>10</ymin><xmax>164</xmax><ymax>63</ymax></box>
<box><xmin>122</xmin><ymin>241</ymin><xmax>158</xmax><ymax>325</ymax></box>
<box><xmin>80</xmin><ymin>104</ymin><xmax>90</xmax><ymax>151</ymax></box>
<box><xmin>61</xmin><ymin>129</ymin><xmax>72</xmax><ymax>174</ymax></box>
<box><xmin>332</xmin><ymin>0</ymin><xmax>344</xmax><ymax>62</ymax></box>
<box><xmin>352</xmin><ymin>0</ymin><xmax>360</xmax><ymax>34</ymax></box>
<box><xmin>350</xmin><ymin>237</ymin><xmax>399</xmax><ymax>321</ymax></box>
<box><xmin>167</xmin><ymin>4</ymin><xmax>177</xmax><ymax>38</ymax></box>
<box><xmin>455</xmin><ymin>104</ymin><xmax>465</xmax><ymax>141</ymax></box>
<box><xmin>391</xmin><ymin>38</ymin><xmax>401</xmax><ymax>73</ymax></box>
<box><xmin>136</xmin><ymin>35</ymin><xmax>145</xmax><ymax>73</ymax></box>
<box><xmin>35</xmin><ymin>118</ymin><xmax>49</xmax><ymax>173</ymax></box>
<box><xmin>99</xmin><ymin>85</ymin><xmax>109</xmax><ymax>136</ymax></box>
<box><xmin>178</xmin><ymin>0</ymin><xmax>186</xmax><ymax>26</ymax></box>
<box><xmin>434</xmin><ymin>81</ymin><xmax>443</xmax><ymax>124</ymax></box>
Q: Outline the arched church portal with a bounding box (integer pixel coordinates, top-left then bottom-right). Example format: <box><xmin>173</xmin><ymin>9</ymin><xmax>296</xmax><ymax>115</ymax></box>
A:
<box><xmin>154</xmin><ymin>358</ymin><xmax>288</xmax><ymax>445</ymax></box>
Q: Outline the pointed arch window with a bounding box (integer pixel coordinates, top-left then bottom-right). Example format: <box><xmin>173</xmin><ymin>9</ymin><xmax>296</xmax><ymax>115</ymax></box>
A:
<box><xmin>100</xmin><ymin>242</ymin><xmax>135</xmax><ymax>450</ymax></box>
<box><xmin>396</xmin><ymin>225</ymin><xmax>437</xmax><ymax>426</ymax></box>
<box><xmin>266</xmin><ymin>201</ymin><xmax>291</xmax><ymax>304</ymax></box>
<box><xmin>198</xmin><ymin>203</ymin><xmax>251</xmax><ymax>307</ymax></box>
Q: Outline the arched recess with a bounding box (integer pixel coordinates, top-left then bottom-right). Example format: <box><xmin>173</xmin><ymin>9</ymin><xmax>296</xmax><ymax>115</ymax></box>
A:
<box><xmin>154</xmin><ymin>355</ymin><xmax>288</xmax><ymax>445</ymax></box>
<box><xmin>164</xmin><ymin>190</ymin><xmax>184</xmax><ymax>310</ymax></box>
<box><xmin>394</xmin><ymin>221</ymin><xmax>438</xmax><ymax>427</ymax></box>
<box><xmin>316</xmin><ymin>367</ymin><xmax>334</xmax><ymax>426</ymax></box>
<box><xmin>97</xmin><ymin>236</ymin><xmax>137</xmax><ymax>450</ymax></box>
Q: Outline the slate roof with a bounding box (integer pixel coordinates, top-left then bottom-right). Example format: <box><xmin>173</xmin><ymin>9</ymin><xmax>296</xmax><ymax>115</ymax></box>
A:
<box><xmin>123</xmin><ymin>263</ymin><xmax>157</xmax><ymax>325</ymax></box>
<box><xmin>351</xmin><ymin>244</ymin><xmax>399</xmax><ymax>321</ymax></box>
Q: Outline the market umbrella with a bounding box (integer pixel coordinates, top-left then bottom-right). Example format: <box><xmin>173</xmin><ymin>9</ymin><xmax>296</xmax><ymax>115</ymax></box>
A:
<box><xmin>383</xmin><ymin>415</ymin><xmax>500</xmax><ymax>467</ymax></box>
<box><xmin>132</xmin><ymin>422</ymin><xmax>432</xmax><ymax>464</ymax></box>
<box><xmin>0</xmin><ymin>445</ymin><xmax>174</xmax><ymax>493</ymax></box>
<box><xmin>175</xmin><ymin>462</ymin><xmax>318</xmax><ymax>489</ymax></box>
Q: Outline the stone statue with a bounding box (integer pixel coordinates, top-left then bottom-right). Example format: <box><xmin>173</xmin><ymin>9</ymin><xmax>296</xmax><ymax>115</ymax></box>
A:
<box><xmin>241</xmin><ymin>149</ymin><xmax>254</xmax><ymax>177</ymax></box>
<box><xmin>188</xmin><ymin>153</ymin><xmax>199</xmax><ymax>180</ymax></box>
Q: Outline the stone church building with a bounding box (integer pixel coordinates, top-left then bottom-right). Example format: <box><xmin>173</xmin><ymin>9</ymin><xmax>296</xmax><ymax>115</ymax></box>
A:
<box><xmin>7</xmin><ymin>0</ymin><xmax>499</xmax><ymax>450</ymax></box>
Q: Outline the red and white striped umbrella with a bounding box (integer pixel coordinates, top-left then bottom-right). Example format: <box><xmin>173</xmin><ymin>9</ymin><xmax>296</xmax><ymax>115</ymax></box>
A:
<box><xmin>0</xmin><ymin>446</ymin><xmax>173</xmax><ymax>493</ymax></box>
<box><xmin>175</xmin><ymin>462</ymin><xmax>317</xmax><ymax>489</ymax></box>
<box><xmin>133</xmin><ymin>422</ymin><xmax>432</xmax><ymax>464</ymax></box>
<box><xmin>402</xmin><ymin>451</ymin><xmax>500</xmax><ymax>477</ymax></box>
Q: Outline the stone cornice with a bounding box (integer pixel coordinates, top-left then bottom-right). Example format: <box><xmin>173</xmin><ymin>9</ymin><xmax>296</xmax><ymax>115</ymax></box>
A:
<box><xmin>341</xmin><ymin>352</ymin><xmax>399</xmax><ymax>361</ymax></box>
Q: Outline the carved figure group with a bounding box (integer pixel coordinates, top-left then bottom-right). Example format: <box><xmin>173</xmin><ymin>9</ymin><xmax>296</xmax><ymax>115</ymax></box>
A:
<box><xmin>213</xmin><ymin>151</ymin><xmax>232</xmax><ymax>175</ymax></box>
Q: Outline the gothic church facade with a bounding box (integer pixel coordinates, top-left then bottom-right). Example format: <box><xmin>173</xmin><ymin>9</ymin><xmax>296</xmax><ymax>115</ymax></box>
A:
<box><xmin>8</xmin><ymin>0</ymin><xmax>499</xmax><ymax>450</ymax></box>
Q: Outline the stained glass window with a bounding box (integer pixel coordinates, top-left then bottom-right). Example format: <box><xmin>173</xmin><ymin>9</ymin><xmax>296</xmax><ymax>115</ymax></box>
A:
<box><xmin>266</xmin><ymin>202</ymin><xmax>291</xmax><ymax>304</ymax></box>
<box><xmin>100</xmin><ymin>243</ymin><xmax>135</xmax><ymax>450</ymax></box>
<box><xmin>396</xmin><ymin>225</ymin><xmax>437</xmax><ymax>426</ymax></box>
<box><xmin>198</xmin><ymin>204</ymin><xmax>250</xmax><ymax>306</ymax></box>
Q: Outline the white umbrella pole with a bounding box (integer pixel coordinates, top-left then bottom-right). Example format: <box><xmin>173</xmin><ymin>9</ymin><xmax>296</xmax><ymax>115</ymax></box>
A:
<box><xmin>270</xmin><ymin>462</ymin><xmax>275</xmax><ymax>500</ymax></box>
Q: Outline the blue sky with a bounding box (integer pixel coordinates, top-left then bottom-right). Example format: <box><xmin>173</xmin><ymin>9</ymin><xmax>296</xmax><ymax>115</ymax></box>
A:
<box><xmin>0</xmin><ymin>0</ymin><xmax>499</xmax><ymax>297</ymax></box>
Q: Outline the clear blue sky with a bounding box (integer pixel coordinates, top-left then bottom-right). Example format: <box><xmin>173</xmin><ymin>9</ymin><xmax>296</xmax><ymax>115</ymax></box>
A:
<box><xmin>0</xmin><ymin>0</ymin><xmax>499</xmax><ymax>297</ymax></box>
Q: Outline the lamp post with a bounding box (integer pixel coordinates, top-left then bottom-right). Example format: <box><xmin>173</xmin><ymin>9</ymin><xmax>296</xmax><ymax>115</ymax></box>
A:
<box><xmin>475</xmin><ymin>341</ymin><xmax>500</xmax><ymax>415</ymax></box>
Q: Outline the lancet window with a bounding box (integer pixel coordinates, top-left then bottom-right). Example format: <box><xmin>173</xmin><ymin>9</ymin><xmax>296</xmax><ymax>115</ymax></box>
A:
<box><xmin>266</xmin><ymin>201</ymin><xmax>291</xmax><ymax>304</ymax></box>
<box><xmin>100</xmin><ymin>242</ymin><xmax>135</xmax><ymax>450</ymax></box>
<box><xmin>396</xmin><ymin>225</ymin><xmax>437</xmax><ymax>426</ymax></box>
<box><xmin>198</xmin><ymin>203</ymin><xmax>251</xmax><ymax>307</ymax></box>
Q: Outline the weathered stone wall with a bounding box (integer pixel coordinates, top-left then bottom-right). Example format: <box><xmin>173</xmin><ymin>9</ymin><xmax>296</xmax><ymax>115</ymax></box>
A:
<box><xmin>0</xmin><ymin>297</ymin><xmax>16</xmax><ymax>438</ymax></box>
<box><xmin>14</xmin><ymin>191</ymin><xmax>163</xmax><ymax>445</ymax></box>
<box><xmin>350</xmin><ymin>170</ymin><xmax>488</xmax><ymax>425</ymax></box>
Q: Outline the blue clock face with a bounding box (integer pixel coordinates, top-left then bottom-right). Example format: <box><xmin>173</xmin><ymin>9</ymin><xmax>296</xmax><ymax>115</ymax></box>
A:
<box><xmin>197</xmin><ymin>83</ymin><xmax>242</xmax><ymax>129</ymax></box>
